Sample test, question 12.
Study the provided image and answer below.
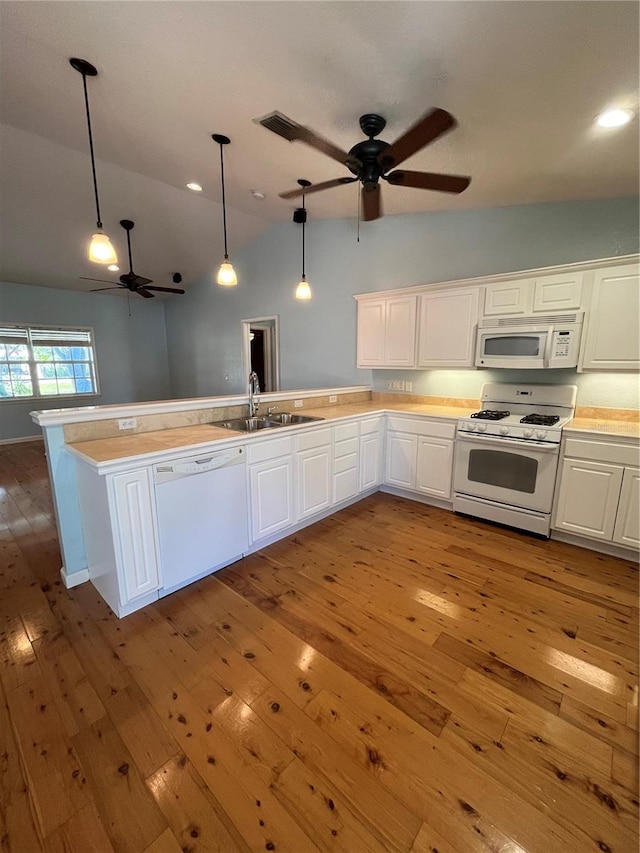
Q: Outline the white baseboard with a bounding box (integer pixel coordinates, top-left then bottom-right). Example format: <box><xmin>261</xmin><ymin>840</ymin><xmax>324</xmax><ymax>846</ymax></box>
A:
<box><xmin>0</xmin><ymin>435</ymin><xmax>44</xmax><ymax>446</ymax></box>
<box><xmin>380</xmin><ymin>484</ymin><xmax>453</xmax><ymax>512</ymax></box>
<box><xmin>60</xmin><ymin>566</ymin><xmax>90</xmax><ymax>588</ymax></box>
<box><xmin>551</xmin><ymin>530</ymin><xmax>639</xmax><ymax>561</ymax></box>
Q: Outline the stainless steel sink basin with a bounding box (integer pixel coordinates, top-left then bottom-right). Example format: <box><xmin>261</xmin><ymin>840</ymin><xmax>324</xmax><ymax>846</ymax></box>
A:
<box><xmin>267</xmin><ymin>412</ymin><xmax>324</xmax><ymax>425</ymax></box>
<box><xmin>212</xmin><ymin>417</ymin><xmax>281</xmax><ymax>432</ymax></box>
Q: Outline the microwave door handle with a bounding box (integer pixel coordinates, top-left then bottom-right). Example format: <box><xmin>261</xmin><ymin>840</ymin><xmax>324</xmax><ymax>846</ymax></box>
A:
<box><xmin>543</xmin><ymin>327</ymin><xmax>554</xmax><ymax>367</ymax></box>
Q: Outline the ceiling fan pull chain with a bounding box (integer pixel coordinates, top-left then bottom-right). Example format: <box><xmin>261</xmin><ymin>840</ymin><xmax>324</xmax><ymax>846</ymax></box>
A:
<box><xmin>357</xmin><ymin>183</ymin><xmax>360</xmax><ymax>242</ymax></box>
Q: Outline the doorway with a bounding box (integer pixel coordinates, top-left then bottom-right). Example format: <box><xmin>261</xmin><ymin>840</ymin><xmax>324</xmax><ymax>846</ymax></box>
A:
<box><xmin>241</xmin><ymin>316</ymin><xmax>280</xmax><ymax>392</ymax></box>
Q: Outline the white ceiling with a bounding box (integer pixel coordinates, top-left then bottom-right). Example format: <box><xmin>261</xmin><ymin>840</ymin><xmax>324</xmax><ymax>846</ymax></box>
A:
<box><xmin>1</xmin><ymin>1</ymin><xmax>638</xmax><ymax>294</ymax></box>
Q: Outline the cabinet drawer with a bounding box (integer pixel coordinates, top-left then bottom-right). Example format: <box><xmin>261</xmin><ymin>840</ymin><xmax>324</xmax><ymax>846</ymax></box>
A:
<box><xmin>248</xmin><ymin>436</ymin><xmax>293</xmax><ymax>464</ymax></box>
<box><xmin>360</xmin><ymin>417</ymin><xmax>382</xmax><ymax>435</ymax></box>
<box><xmin>296</xmin><ymin>428</ymin><xmax>332</xmax><ymax>452</ymax></box>
<box><xmin>564</xmin><ymin>438</ymin><xmax>639</xmax><ymax>466</ymax></box>
<box><xmin>334</xmin><ymin>422</ymin><xmax>359</xmax><ymax>442</ymax></box>
<box><xmin>386</xmin><ymin>416</ymin><xmax>455</xmax><ymax>439</ymax></box>
<box><xmin>334</xmin><ymin>452</ymin><xmax>358</xmax><ymax>474</ymax></box>
<box><xmin>334</xmin><ymin>437</ymin><xmax>358</xmax><ymax>458</ymax></box>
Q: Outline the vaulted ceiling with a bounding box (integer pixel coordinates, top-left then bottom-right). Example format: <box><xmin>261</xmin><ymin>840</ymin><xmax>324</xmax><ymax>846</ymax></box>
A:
<box><xmin>1</xmin><ymin>1</ymin><xmax>638</xmax><ymax>293</ymax></box>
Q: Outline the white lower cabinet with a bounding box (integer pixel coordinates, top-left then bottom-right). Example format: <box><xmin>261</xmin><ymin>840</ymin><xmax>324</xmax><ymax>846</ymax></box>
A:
<box><xmin>110</xmin><ymin>468</ymin><xmax>161</xmax><ymax>602</ymax></box>
<box><xmin>359</xmin><ymin>419</ymin><xmax>382</xmax><ymax>492</ymax></box>
<box><xmin>415</xmin><ymin>436</ymin><xmax>454</xmax><ymax>499</ymax></box>
<box><xmin>248</xmin><ymin>436</ymin><xmax>294</xmax><ymax>542</ymax></box>
<box><xmin>384</xmin><ymin>417</ymin><xmax>455</xmax><ymax>499</ymax></box>
<box><xmin>553</xmin><ymin>436</ymin><xmax>640</xmax><ymax>551</ymax></box>
<box><xmin>613</xmin><ymin>467</ymin><xmax>640</xmax><ymax>549</ymax></box>
<box><xmin>333</xmin><ymin>422</ymin><xmax>359</xmax><ymax>504</ymax></box>
<box><xmin>295</xmin><ymin>428</ymin><xmax>332</xmax><ymax>520</ymax></box>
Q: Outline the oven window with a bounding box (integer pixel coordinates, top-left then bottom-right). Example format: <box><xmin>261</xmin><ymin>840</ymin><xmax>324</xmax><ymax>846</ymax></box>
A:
<box><xmin>468</xmin><ymin>449</ymin><xmax>538</xmax><ymax>493</ymax></box>
<box><xmin>483</xmin><ymin>335</ymin><xmax>541</xmax><ymax>357</ymax></box>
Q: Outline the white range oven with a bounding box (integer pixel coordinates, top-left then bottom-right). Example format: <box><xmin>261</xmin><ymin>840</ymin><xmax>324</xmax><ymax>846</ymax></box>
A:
<box><xmin>453</xmin><ymin>383</ymin><xmax>577</xmax><ymax>536</ymax></box>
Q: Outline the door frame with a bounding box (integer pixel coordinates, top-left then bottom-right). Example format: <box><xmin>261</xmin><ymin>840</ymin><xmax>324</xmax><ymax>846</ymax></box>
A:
<box><xmin>241</xmin><ymin>315</ymin><xmax>280</xmax><ymax>392</ymax></box>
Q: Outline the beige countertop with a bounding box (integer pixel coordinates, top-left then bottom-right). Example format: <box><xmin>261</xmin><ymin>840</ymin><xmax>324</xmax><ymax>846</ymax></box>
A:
<box><xmin>67</xmin><ymin>401</ymin><xmax>472</xmax><ymax>466</ymax></box>
<box><xmin>67</xmin><ymin>399</ymin><xmax>640</xmax><ymax>467</ymax></box>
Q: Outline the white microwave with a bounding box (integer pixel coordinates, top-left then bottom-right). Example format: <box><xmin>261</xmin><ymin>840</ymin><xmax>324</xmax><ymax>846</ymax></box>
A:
<box><xmin>475</xmin><ymin>313</ymin><xmax>583</xmax><ymax>369</ymax></box>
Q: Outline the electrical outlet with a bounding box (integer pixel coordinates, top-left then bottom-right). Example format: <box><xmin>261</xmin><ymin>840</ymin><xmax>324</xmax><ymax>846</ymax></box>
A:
<box><xmin>118</xmin><ymin>417</ymin><xmax>137</xmax><ymax>430</ymax></box>
<box><xmin>405</xmin><ymin>381</ymin><xmax>413</xmax><ymax>392</ymax></box>
<box><xmin>294</xmin><ymin>399</ymin><xmax>303</xmax><ymax>408</ymax></box>
<box><xmin>329</xmin><ymin>395</ymin><xmax>337</xmax><ymax>404</ymax></box>
<box><xmin>387</xmin><ymin>380</ymin><xmax>404</xmax><ymax>391</ymax></box>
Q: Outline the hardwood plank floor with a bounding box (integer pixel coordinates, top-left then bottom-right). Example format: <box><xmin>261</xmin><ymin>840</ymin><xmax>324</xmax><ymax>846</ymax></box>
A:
<box><xmin>0</xmin><ymin>441</ymin><xmax>638</xmax><ymax>853</ymax></box>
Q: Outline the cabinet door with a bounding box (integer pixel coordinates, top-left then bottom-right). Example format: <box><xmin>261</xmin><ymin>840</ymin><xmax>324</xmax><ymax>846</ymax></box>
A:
<box><xmin>385</xmin><ymin>296</ymin><xmax>417</xmax><ymax>366</ymax></box>
<box><xmin>415</xmin><ymin>437</ymin><xmax>454</xmax><ymax>499</ymax></box>
<box><xmin>385</xmin><ymin>432</ymin><xmax>417</xmax><ymax>489</ymax></box>
<box><xmin>581</xmin><ymin>264</ymin><xmax>640</xmax><ymax>370</ymax></box>
<box><xmin>110</xmin><ymin>468</ymin><xmax>160</xmax><ymax>603</ymax></box>
<box><xmin>533</xmin><ymin>272</ymin><xmax>583</xmax><ymax>312</ymax></box>
<box><xmin>359</xmin><ymin>432</ymin><xmax>381</xmax><ymax>492</ymax></box>
<box><xmin>554</xmin><ymin>458</ymin><xmax>623</xmax><ymax>541</ymax></box>
<box><xmin>296</xmin><ymin>446</ymin><xmax>331</xmax><ymax>520</ymax></box>
<box><xmin>613</xmin><ymin>467</ymin><xmax>640</xmax><ymax>549</ymax></box>
<box><xmin>483</xmin><ymin>279</ymin><xmax>533</xmax><ymax>316</ymax></box>
<box><xmin>334</xmin><ymin>457</ymin><xmax>359</xmax><ymax>504</ymax></box>
<box><xmin>417</xmin><ymin>289</ymin><xmax>479</xmax><ymax>367</ymax></box>
<box><xmin>249</xmin><ymin>457</ymin><xmax>294</xmax><ymax>540</ymax></box>
<box><xmin>356</xmin><ymin>300</ymin><xmax>386</xmax><ymax>366</ymax></box>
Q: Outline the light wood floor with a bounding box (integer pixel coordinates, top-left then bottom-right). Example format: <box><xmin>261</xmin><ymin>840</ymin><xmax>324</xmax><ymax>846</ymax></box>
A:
<box><xmin>1</xmin><ymin>442</ymin><xmax>638</xmax><ymax>853</ymax></box>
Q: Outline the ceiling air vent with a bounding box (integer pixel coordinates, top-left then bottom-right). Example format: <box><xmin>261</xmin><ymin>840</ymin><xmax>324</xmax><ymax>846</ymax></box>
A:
<box><xmin>254</xmin><ymin>111</ymin><xmax>300</xmax><ymax>142</ymax></box>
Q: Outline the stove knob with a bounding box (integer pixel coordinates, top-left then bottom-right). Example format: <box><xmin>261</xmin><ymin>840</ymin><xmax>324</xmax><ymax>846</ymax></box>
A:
<box><xmin>523</xmin><ymin>428</ymin><xmax>534</xmax><ymax>438</ymax></box>
<box><xmin>477</xmin><ymin>423</ymin><xmax>487</xmax><ymax>432</ymax></box>
<box><xmin>468</xmin><ymin>422</ymin><xmax>477</xmax><ymax>431</ymax></box>
<box><xmin>499</xmin><ymin>426</ymin><xmax>509</xmax><ymax>435</ymax></box>
<box><xmin>535</xmin><ymin>430</ymin><xmax>547</xmax><ymax>440</ymax></box>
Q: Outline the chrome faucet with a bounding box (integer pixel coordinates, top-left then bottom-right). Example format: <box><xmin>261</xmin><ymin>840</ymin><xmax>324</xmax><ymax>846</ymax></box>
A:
<box><xmin>248</xmin><ymin>371</ymin><xmax>260</xmax><ymax>417</ymax></box>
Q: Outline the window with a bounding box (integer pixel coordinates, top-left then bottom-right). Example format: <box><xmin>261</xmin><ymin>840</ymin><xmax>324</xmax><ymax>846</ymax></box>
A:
<box><xmin>0</xmin><ymin>325</ymin><xmax>99</xmax><ymax>401</ymax></box>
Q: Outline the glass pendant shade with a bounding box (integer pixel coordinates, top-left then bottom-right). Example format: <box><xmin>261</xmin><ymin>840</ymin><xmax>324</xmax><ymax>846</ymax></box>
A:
<box><xmin>295</xmin><ymin>276</ymin><xmax>312</xmax><ymax>300</ymax></box>
<box><xmin>88</xmin><ymin>230</ymin><xmax>118</xmax><ymax>264</ymax></box>
<box><xmin>217</xmin><ymin>260</ymin><xmax>237</xmax><ymax>287</ymax></box>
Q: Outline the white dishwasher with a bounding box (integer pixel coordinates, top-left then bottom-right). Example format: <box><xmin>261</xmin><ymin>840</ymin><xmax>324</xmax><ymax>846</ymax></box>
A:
<box><xmin>154</xmin><ymin>446</ymin><xmax>249</xmax><ymax>595</ymax></box>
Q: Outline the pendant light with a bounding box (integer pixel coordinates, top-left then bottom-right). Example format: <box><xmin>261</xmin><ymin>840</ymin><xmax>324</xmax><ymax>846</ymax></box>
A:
<box><xmin>70</xmin><ymin>58</ymin><xmax>118</xmax><ymax>265</ymax></box>
<box><xmin>295</xmin><ymin>179</ymin><xmax>312</xmax><ymax>300</ymax></box>
<box><xmin>212</xmin><ymin>134</ymin><xmax>237</xmax><ymax>286</ymax></box>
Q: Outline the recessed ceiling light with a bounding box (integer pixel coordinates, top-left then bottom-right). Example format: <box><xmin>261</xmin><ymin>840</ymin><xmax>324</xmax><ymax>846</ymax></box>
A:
<box><xmin>596</xmin><ymin>108</ymin><xmax>633</xmax><ymax>128</ymax></box>
<box><xmin>107</xmin><ymin>264</ymin><xmax>119</xmax><ymax>272</ymax></box>
<box><xmin>186</xmin><ymin>182</ymin><xmax>203</xmax><ymax>192</ymax></box>
<box><xmin>251</xmin><ymin>190</ymin><xmax>266</xmax><ymax>200</ymax></box>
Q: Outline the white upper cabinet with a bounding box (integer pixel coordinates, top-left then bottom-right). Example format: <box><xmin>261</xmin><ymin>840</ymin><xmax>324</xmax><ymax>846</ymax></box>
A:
<box><xmin>417</xmin><ymin>288</ymin><xmax>479</xmax><ymax>368</ymax></box>
<box><xmin>356</xmin><ymin>295</ymin><xmax>417</xmax><ymax>368</ymax></box>
<box><xmin>483</xmin><ymin>279</ymin><xmax>534</xmax><ymax>315</ymax></box>
<box><xmin>533</xmin><ymin>272</ymin><xmax>583</xmax><ymax>313</ymax></box>
<box><xmin>484</xmin><ymin>273</ymin><xmax>583</xmax><ymax>317</ymax></box>
<box><xmin>580</xmin><ymin>264</ymin><xmax>640</xmax><ymax>371</ymax></box>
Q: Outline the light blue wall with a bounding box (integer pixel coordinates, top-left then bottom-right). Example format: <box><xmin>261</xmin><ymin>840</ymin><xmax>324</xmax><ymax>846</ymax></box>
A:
<box><xmin>0</xmin><ymin>281</ymin><xmax>171</xmax><ymax>439</ymax></box>
<box><xmin>164</xmin><ymin>197</ymin><xmax>639</xmax><ymax>402</ymax></box>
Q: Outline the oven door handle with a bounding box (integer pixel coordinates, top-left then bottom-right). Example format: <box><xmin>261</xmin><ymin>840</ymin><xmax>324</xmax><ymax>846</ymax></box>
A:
<box><xmin>543</xmin><ymin>325</ymin><xmax>555</xmax><ymax>367</ymax></box>
<box><xmin>457</xmin><ymin>433</ymin><xmax>559</xmax><ymax>453</ymax></box>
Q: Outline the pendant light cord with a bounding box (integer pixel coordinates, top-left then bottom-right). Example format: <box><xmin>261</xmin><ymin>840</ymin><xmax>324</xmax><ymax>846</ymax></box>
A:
<box><xmin>301</xmin><ymin>189</ymin><xmax>306</xmax><ymax>278</ymax></box>
<box><xmin>219</xmin><ymin>142</ymin><xmax>229</xmax><ymax>259</ymax></box>
<box><xmin>80</xmin><ymin>72</ymin><xmax>103</xmax><ymax>229</ymax></box>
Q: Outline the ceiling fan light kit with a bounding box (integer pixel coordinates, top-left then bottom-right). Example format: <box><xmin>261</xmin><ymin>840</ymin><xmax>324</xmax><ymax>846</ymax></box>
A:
<box><xmin>295</xmin><ymin>179</ymin><xmax>312</xmax><ymax>301</ymax></box>
<box><xmin>70</xmin><ymin>57</ymin><xmax>118</xmax><ymax>265</ymax></box>
<box><xmin>261</xmin><ymin>107</ymin><xmax>471</xmax><ymax>221</ymax></box>
<box><xmin>212</xmin><ymin>134</ymin><xmax>238</xmax><ymax>287</ymax></box>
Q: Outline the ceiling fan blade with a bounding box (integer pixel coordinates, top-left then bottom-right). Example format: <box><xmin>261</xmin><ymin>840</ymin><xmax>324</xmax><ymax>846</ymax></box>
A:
<box><xmin>385</xmin><ymin>170</ymin><xmax>471</xmax><ymax>194</ymax></box>
<box><xmin>379</xmin><ymin>108</ymin><xmax>456</xmax><ymax>171</ymax></box>
<box><xmin>279</xmin><ymin>177</ymin><xmax>357</xmax><ymax>200</ymax></box>
<box><xmin>142</xmin><ymin>286</ymin><xmax>186</xmax><ymax>294</ymax></box>
<box><xmin>90</xmin><ymin>287</ymin><xmax>122</xmax><ymax>292</ymax></box>
<box><xmin>361</xmin><ymin>184</ymin><xmax>382</xmax><ymax>222</ymax></box>
<box><xmin>295</xmin><ymin>125</ymin><xmax>362</xmax><ymax>169</ymax></box>
<box><xmin>80</xmin><ymin>276</ymin><xmax>121</xmax><ymax>284</ymax></box>
<box><xmin>124</xmin><ymin>274</ymin><xmax>153</xmax><ymax>288</ymax></box>
<box><xmin>136</xmin><ymin>288</ymin><xmax>155</xmax><ymax>299</ymax></box>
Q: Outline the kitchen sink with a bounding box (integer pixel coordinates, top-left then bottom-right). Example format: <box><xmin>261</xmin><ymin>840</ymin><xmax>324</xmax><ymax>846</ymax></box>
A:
<box><xmin>266</xmin><ymin>412</ymin><xmax>324</xmax><ymax>425</ymax></box>
<box><xmin>212</xmin><ymin>417</ymin><xmax>281</xmax><ymax>432</ymax></box>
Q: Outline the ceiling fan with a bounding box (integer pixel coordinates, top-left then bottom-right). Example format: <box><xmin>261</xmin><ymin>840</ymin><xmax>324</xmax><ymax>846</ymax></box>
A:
<box><xmin>81</xmin><ymin>219</ymin><xmax>186</xmax><ymax>298</ymax></box>
<box><xmin>256</xmin><ymin>108</ymin><xmax>471</xmax><ymax>221</ymax></box>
